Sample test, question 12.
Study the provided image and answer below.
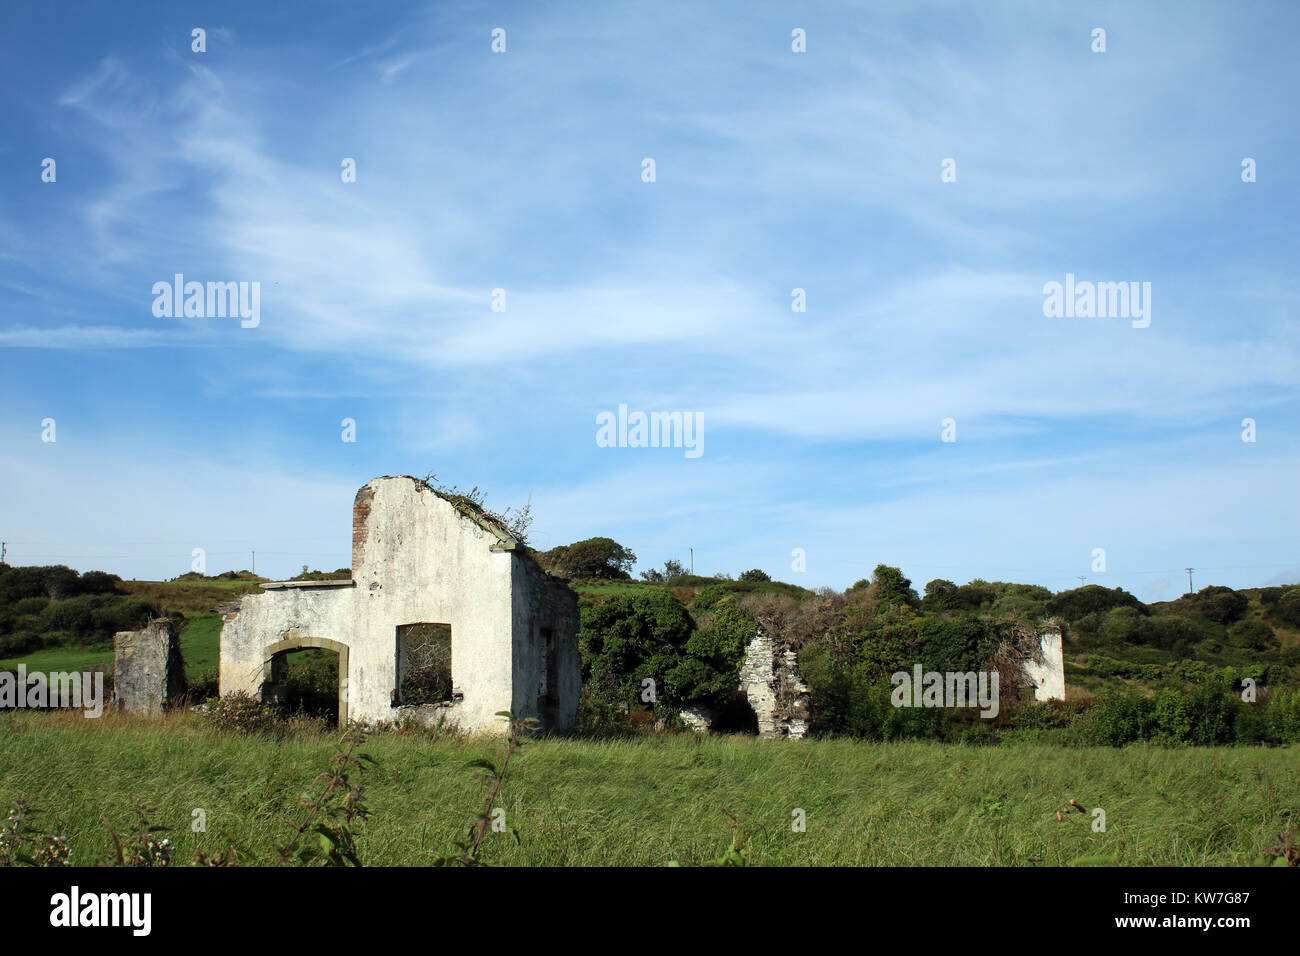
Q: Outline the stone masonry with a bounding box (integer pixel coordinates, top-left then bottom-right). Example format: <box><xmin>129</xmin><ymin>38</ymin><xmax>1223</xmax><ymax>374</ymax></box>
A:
<box><xmin>219</xmin><ymin>476</ymin><xmax>581</xmax><ymax>734</ymax></box>
<box><xmin>1021</xmin><ymin>625</ymin><xmax>1066</xmax><ymax>701</ymax></box>
<box><xmin>114</xmin><ymin>618</ymin><xmax>187</xmax><ymax>716</ymax></box>
<box><xmin>738</xmin><ymin>630</ymin><xmax>811</xmax><ymax>738</ymax></box>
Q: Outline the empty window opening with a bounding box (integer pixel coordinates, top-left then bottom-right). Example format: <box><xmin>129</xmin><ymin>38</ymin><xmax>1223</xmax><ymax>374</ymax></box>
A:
<box><xmin>395</xmin><ymin>623</ymin><xmax>453</xmax><ymax>705</ymax></box>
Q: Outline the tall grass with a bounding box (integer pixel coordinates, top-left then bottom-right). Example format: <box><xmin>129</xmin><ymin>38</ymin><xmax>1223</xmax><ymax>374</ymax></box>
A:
<box><xmin>1</xmin><ymin>711</ymin><xmax>1295</xmax><ymax>866</ymax></box>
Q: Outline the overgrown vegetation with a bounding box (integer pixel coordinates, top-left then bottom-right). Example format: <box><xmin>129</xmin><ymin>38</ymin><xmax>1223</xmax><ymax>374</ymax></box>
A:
<box><xmin>420</xmin><ymin>473</ymin><xmax>534</xmax><ymax>548</ymax></box>
<box><xmin>0</xmin><ymin>712</ymin><xmax>1294</xmax><ymax>866</ymax></box>
<box><xmin>4</xmin><ymin>550</ymin><xmax>1298</xmax><ymax>746</ymax></box>
<box><xmin>0</xmin><ymin>564</ymin><xmax>159</xmax><ymax>658</ymax></box>
<box><xmin>566</xmin><ymin>560</ymin><xmax>1300</xmax><ymax>743</ymax></box>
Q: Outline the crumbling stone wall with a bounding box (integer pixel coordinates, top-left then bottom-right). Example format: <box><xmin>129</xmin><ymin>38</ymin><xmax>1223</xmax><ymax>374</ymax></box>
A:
<box><xmin>675</xmin><ymin>630</ymin><xmax>812</xmax><ymax>736</ymax></box>
<box><xmin>1021</xmin><ymin>625</ymin><xmax>1065</xmax><ymax>701</ymax></box>
<box><xmin>677</xmin><ymin>705</ymin><xmax>714</xmax><ymax>733</ymax></box>
<box><xmin>738</xmin><ymin>630</ymin><xmax>811</xmax><ymax>738</ymax></box>
<box><xmin>114</xmin><ymin>619</ymin><xmax>186</xmax><ymax>716</ymax></box>
<box><xmin>989</xmin><ymin>624</ymin><xmax>1066</xmax><ymax>702</ymax></box>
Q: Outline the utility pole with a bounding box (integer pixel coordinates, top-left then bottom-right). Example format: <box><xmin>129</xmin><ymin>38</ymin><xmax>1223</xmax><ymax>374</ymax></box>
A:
<box><xmin>1077</xmin><ymin>575</ymin><xmax>1086</xmax><ymax>588</ymax></box>
<box><xmin>1185</xmin><ymin>567</ymin><xmax>1195</xmax><ymax>595</ymax></box>
<box><xmin>689</xmin><ymin>548</ymin><xmax>693</xmax><ymax>574</ymax></box>
<box><xmin>1</xmin><ymin>541</ymin><xmax>6</xmax><ymax>564</ymax></box>
<box><xmin>252</xmin><ymin>551</ymin><xmax>256</xmax><ymax>575</ymax></box>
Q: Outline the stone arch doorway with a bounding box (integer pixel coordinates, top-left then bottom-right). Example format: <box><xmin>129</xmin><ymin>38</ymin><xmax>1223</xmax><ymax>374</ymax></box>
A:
<box><xmin>262</xmin><ymin>636</ymin><xmax>350</xmax><ymax>726</ymax></box>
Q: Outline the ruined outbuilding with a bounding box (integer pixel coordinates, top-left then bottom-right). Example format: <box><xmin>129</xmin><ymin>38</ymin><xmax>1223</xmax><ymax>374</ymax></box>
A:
<box><xmin>114</xmin><ymin>618</ymin><xmax>186</xmax><ymax>716</ymax></box>
<box><xmin>679</xmin><ymin>629</ymin><xmax>812</xmax><ymax>737</ymax></box>
<box><xmin>219</xmin><ymin>476</ymin><xmax>581</xmax><ymax>734</ymax></box>
<box><xmin>1021</xmin><ymin>625</ymin><xmax>1066</xmax><ymax>701</ymax></box>
<box><xmin>988</xmin><ymin>624</ymin><xmax>1067</xmax><ymax>703</ymax></box>
<box><xmin>681</xmin><ymin>623</ymin><xmax>1065</xmax><ymax>735</ymax></box>
<box><xmin>738</xmin><ymin>631</ymin><xmax>811</xmax><ymax>737</ymax></box>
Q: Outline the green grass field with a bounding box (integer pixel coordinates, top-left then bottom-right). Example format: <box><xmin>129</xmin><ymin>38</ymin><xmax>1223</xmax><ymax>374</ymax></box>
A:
<box><xmin>1</xmin><ymin>712</ymin><xmax>1294</xmax><ymax>866</ymax></box>
<box><xmin>0</xmin><ymin>611</ymin><xmax>224</xmax><ymax>684</ymax></box>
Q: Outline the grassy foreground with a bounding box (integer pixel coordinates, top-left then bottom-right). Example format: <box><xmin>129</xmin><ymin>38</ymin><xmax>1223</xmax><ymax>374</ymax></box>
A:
<box><xmin>0</xmin><ymin>712</ymin><xmax>1295</xmax><ymax>866</ymax></box>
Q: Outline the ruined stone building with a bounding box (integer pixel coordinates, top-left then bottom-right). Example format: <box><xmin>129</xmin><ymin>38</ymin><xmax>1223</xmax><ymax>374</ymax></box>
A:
<box><xmin>679</xmin><ymin>625</ymin><xmax>1064</xmax><ymax>737</ymax></box>
<box><xmin>1023</xmin><ymin>625</ymin><xmax>1066</xmax><ymax>701</ymax></box>
<box><xmin>219</xmin><ymin>476</ymin><xmax>581</xmax><ymax>734</ymax></box>
<box><xmin>213</xmin><ymin>473</ymin><xmax>1066</xmax><ymax>738</ymax></box>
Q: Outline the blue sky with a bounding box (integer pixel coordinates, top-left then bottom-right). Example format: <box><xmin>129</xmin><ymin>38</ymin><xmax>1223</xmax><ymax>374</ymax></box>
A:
<box><xmin>1</xmin><ymin>1</ymin><xmax>1297</xmax><ymax>598</ymax></box>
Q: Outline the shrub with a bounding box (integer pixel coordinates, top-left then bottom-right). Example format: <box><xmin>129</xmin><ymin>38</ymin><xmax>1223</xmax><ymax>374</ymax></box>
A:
<box><xmin>572</xmin><ymin>683</ymin><xmax>634</xmax><ymax>737</ymax></box>
<box><xmin>1266</xmin><ymin>687</ymin><xmax>1300</xmax><ymax>743</ymax></box>
<box><xmin>89</xmin><ymin>598</ymin><xmax>158</xmax><ymax>636</ymax></box>
<box><xmin>1193</xmin><ymin>586</ymin><xmax>1249</xmax><ymax>625</ymax></box>
<box><xmin>691</xmin><ymin>584</ymin><xmax>729</xmax><ymax>613</ymax></box>
<box><xmin>1047</xmin><ymin>585</ymin><xmax>1144</xmax><ymax>621</ymax></box>
<box><xmin>37</xmin><ymin>597</ymin><xmax>97</xmax><ymax>639</ymax></box>
<box><xmin>1235</xmin><ymin>702</ymin><xmax>1272</xmax><ymax>744</ymax></box>
<box><xmin>1229</xmin><ymin>617</ymin><xmax>1278</xmax><ymax>651</ymax></box>
<box><xmin>665</xmin><ymin>601</ymin><xmax>752</xmax><ymax>707</ymax></box>
<box><xmin>188</xmin><ymin>668</ymin><xmax>219</xmax><ymax>701</ymax></box>
<box><xmin>1153</xmin><ymin>687</ymin><xmax>1195</xmax><ymax>743</ymax></box>
<box><xmin>1185</xmin><ymin>684</ymin><xmax>1237</xmax><ymax>745</ymax></box>
<box><xmin>579</xmin><ymin>590</ymin><xmax>697</xmax><ymax>715</ymax></box>
<box><xmin>1079</xmin><ymin>691</ymin><xmax>1156</xmax><ymax>746</ymax></box>
<box><xmin>206</xmin><ymin>692</ymin><xmax>279</xmax><ymax>734</ymax></box>
<box><xmin>1100</xmin><ymin>606</ymin><xmax>1144</xmax><ymax>644</ymax></box>
<box><xmin>921</xmin><ymin>579</ymin><xmax>959</xmax><ymax>612</ymax></box>
<box><xmin>1138</xmin><ymin>615</ymin><xmax>1215</xmax><ymax>652</ymax></box>
<box><xmin>77</xmin><ymin>571</ymin><xmax>121</xmax><ymax>596</ymax></box>
<box><xmin>869</xmin><ymin>565</ymin><xmax>920</xmax><ymax>609</ymax></box>
<box><xmin>1011</xmin><ymin>700</ymin><xmax>1078</xmax><ymax>730</ymax></box>
<box><xmin>11</xmin><ymin>597</ymin><xmax>48</xmax><ymax>616</ymax></box>
<box><xmin>916</xmin><ymin>616</ymin><xmax>993</xmax><ymax>674</ymax></box>
<box><xmin>1273</xmin><ymin>589</ymin><xmax>1300</xmax><ymax>628</ymax></box>
<box><xmin>0</xmin><ymin>633</ymin><xmax>40</xmax><ymax>657</ymax></box>
<box><xmin>538</xmin><ymin>537</ymin><xmax>636</xmax><ymax>580</ymax></box>
<box><xmin>0</xmin><ymin>565</ymin><xmax>81</xmax><ymax>602</ymax></box>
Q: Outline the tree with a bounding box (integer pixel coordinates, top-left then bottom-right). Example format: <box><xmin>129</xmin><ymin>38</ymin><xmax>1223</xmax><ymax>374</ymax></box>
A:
<box><xmin>916</xmin><ymin>617</ymin><xmax>994</xmax><ymax>674</ymax></box>
<box><xmin>871</xmin><ymin>565</ymin><xmax>919</xmax><ymax>609</ymax></box>
<box><xmin>538</xmin><ymin>538</ymin><xmax>637</xmax><ymax>580</ymax></box>
<box><xmin>1276</xmin><ymin>589</ymin><xmax>1300</xmax><ymax>628</ymax></box>
<box><xmin>922</xmin><ymin>579</ymin><xmax>958</xmax><ymax>612</ymax></box>
<box><xmin>578</xmin><ymin>590</ymin><xmax>695</xmax><ymax>711</ymax></box>
<box><xmin>1193</xmin><ymin>586</ymin><xmax>1248</xmax><ymax>625</ymax></box>
<box><xmin>1046</xmin><ymin>585</ymin><xmax>1143</xmax><ymax>620</ymax></box>
<box><xmin>739</xmin><ymin>569</ymin><xmax>770</xmax><ymax>582</ymax></box>
<box><xmin>666</xmin><ymin>599</ymin><xmax>754</xmax><ymax>705</ymax></box>
<box><xmin>662</xmin><ymin>559</ymin><xmax>686</xmax><ymax>581</ymax></box>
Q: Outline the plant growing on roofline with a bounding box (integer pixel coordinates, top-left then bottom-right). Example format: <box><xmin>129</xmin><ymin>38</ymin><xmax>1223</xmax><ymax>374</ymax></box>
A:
<box><xmin>421</xmin><ymin>473</ymin><xmax>534</xmax><ymax>547</ymax></box>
